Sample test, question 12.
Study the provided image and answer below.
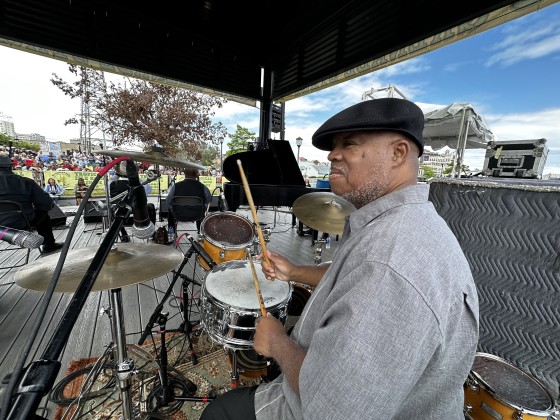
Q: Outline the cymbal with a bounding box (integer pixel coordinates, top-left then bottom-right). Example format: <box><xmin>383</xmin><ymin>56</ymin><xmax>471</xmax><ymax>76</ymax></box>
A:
<box><xmin>15</xmin><ymin>243</ymin><xmax>183</xmax><ymax>293</ymax></box>
<box><xmin>96</xmin><ymin>149</ymin><xmax>207</xmax><ymax>171</ymax></box>
<box><xmin>293</xmin><ymin>192</ymin><xmax>355</xmax><ymax>235</ymax></box>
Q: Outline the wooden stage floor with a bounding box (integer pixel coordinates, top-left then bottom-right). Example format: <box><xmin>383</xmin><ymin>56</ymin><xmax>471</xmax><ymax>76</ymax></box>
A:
<box><xmin>0</xmin><ymin>203</ymin><xmax>339</xmax><ymax>418</ymax></box>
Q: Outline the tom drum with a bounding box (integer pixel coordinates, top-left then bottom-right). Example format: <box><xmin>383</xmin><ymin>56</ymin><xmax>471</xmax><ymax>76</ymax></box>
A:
<box><xmin>199</xmin><ymin>212</ymin><xmax>254</xmax><ymax>270</ymax></box>
<box><xmin>464</xmin><ymin>352</ymin><xmax>555</xmax><ymax>420</ymax></box>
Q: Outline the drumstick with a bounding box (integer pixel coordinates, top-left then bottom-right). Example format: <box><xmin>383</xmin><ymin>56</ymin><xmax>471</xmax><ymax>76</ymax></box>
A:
<box><xmin>237</xmin><ymin>159</ymin><xmax>272</xmax><ymax>269</ymax></box>
<box><xmin>248</xmin><ymin>251</ymin><xmax>267</xmax><ymax>316</ymax></box>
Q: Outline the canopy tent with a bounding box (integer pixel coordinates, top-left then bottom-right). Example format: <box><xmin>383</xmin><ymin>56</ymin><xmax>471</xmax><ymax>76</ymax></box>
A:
<box><xmin>423</xmin><ymin>103</ymin><xmax>495</xmax><ymax>176</ymax></box>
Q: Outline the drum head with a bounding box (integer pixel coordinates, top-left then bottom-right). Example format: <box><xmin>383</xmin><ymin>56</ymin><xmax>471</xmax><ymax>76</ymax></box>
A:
<box><xmin>471</xmin><ymin>353</ymin><xmax>554</xmax><ymax>413</ymax></box>
<box><xmin>205</xmin><ymin>260</ymin><xmax>291</xmax><ymax>310</ymax></box>
<box><xmin>201</xmin><ymin>212</ymin><xmax>254</xmax><ymax>248</ymax></box>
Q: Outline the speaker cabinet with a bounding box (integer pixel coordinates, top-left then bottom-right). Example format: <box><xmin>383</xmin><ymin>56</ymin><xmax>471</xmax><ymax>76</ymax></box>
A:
<box><xmin>48</xmin><ymin>204</ymin><xmax>67</xmax><ymax>227</ymax></box>
<box><xmin>159</xmin><ymin>197</ymin><xmax>169</xmax><ymax>218</ymax></box>
<box><xmin>83</xmin><ymin>202</ymin><xmax>103</xmax><ymax>223</ymax></box>
<box><xmin>429</xmin><ymin>177</ymin><xmax>560</xmax><ymax>401</ymax></box>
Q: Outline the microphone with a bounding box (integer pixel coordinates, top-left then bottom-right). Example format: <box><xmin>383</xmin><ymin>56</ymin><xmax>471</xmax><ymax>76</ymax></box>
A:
<box><xmin>218</xmin><ymin>187</ymin><xmax>228</xmax><ymax>211</ymax></box>
<box><xmin>126</xmin><ymin>160</ymin><xmax>155</xmax><ymax>239</ymax></box>
<box><xmin>185</xmin><ymin>234</ymin><xmax>216</xmax><ymax>268</ymax></box>
<box><xmin>0</xmin><ymin>225</ymin><xmax>44</xmax><ymax>249</ymax></box>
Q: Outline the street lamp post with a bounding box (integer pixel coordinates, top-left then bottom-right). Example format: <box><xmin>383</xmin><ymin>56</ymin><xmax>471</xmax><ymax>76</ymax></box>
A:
<box><xmin>296</xmin><ymin>136</ymin><xmax>303</xmax><ymax>163</ymax></box>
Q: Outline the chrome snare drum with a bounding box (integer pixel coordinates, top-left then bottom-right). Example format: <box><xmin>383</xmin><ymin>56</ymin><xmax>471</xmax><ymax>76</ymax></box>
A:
<box><xmin>201</xmin><ymin>260</ymin><xmax>292</xmax><ymax>350</ymax></box>
<box><xmin>199</xmin><ymin>212</ymin><xmax>254</xmax><ymax>270</ymax></box>
<box><xmin>464</xmin><ymin>352</ymin><xmax>555</xmax><ymax>420</ymax></box>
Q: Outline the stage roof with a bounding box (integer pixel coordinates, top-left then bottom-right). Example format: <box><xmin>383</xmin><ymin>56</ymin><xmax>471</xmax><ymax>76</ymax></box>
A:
<box><xmin>0</xmin><ymin>0</ymin><xmax>558</xmax><ymax>106</ymax></box>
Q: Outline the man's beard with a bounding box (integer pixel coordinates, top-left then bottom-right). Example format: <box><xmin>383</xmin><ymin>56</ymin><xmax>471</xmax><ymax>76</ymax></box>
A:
<box><xmin>341</xmin><ymin>166</ymin><xmax>390</xmax><ymax>209</ymax></box>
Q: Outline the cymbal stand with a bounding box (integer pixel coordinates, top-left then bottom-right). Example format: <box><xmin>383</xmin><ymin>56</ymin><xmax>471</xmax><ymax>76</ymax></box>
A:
<box><xmin>108</xmin><ymin>287</ymin><xmax>136</xmax><ymax>419</ymax></box>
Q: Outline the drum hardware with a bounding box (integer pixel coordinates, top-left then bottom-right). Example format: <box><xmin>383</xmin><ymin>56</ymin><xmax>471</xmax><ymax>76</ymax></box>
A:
<box><xmin>314</xmin><ymin>236</ymin><xmax>329</xmax><ymax>265</ymax></box>
<box><xmin>293</xmin><ymin>192</ymin><xmax>355</xmax><ymax>235</ymax></box>
<box><xmin>141</xmin><ymin>312</ymin><xmax>200</xmax><ymax>414</ymax></box>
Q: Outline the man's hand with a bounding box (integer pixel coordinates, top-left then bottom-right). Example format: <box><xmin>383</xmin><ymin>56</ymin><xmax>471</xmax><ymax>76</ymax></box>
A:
<box><xmin>253</xmin><ymin>313</ymin><xmax>288</xmax><ymax>357</ymax></box>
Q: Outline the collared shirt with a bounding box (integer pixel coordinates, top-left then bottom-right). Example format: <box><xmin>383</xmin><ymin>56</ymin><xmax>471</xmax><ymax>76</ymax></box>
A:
<box><xmin>254</xmin><ymin>184</ymin><xmax>479</xmax><ymax>419</ymax></box>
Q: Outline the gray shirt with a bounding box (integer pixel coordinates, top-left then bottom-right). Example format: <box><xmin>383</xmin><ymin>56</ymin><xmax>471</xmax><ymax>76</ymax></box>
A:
<box><xmin>254</xmin><ymin>184</ymin><xmax>479</xmax><ymax>419</ymax></box>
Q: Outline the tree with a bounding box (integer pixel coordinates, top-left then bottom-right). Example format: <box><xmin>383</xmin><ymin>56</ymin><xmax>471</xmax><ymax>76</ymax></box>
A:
<box><xmin>443</xmin><ymin>159</ymin><xmax>470</xmax><ymax>176</ymax></box>
<box><xmin>420</xmin><ymin>164</ymin><xmax>437</xmax><ymax>180</ymax></box>
<box><xmin>51</xmin><ymin>65</ymin><xmax>228</xmax><ymax>160</ymax></box>
<box><xmin>200</xmin><ymin>142</ymin><xmax>220</xmax><ymax>167</ymax></box>
<box><xmin>226</xmin><ymin>125</ymin><xmax>256</xmax><ymax>157</ymax></box>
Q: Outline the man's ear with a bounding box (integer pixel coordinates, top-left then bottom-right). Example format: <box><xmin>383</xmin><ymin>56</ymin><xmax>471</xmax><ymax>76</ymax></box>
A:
<box><xmin>392</xmin><ymin>139</ymin><xmax>411</xmax><ymax>162</ymax></box>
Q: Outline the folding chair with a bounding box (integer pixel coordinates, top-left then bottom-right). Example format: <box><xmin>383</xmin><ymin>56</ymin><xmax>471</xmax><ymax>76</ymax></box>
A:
<box><xmin>0</xmin><ymin>200</ymin><xmax>36</xmax><ymax>269</ymax></box>
<box><xmin>169</xmin><ymin>196</ymin><xmax>208</xmax><ymax>236</ymax></box>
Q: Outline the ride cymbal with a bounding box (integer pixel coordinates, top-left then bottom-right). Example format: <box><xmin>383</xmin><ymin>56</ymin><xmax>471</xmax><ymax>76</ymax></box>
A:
<box><xmin>293</xmin><ymin>192</ymin><xmax>355</xmax><ymax>235</ymax></box>
<box><xmin>15</xmin><ymin>243</ymin><xmax>183</xmax><ymax>293</ymax></box>
<box><xmin>96</xmin><ymin>149</ymin><xmax>207</xmax><ymax>171</ymax></box>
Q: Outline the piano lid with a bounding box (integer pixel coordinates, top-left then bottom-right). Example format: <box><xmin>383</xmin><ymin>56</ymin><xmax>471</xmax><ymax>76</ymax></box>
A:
<box><xmin>223</xmin><ymin>139</ymin><xmax>305</xmax><ymax>186</ymax></box>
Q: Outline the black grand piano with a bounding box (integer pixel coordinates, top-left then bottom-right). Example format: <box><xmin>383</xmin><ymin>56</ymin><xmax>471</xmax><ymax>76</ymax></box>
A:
<box><xmin>223</xmin><ymin>139</ymin><xmax>330</xmax><ymax>212</ymax></box>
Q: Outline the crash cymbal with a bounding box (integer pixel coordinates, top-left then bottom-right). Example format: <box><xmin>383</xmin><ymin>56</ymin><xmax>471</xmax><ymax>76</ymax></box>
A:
<box><xmin>96</xmin><ymin>149</ymin><xmax>207</xmax><ymax>171</ymax></box>
<box><xmin>293</xmin><ymin>192</ymin><xmax>355</xmax><ymax>235</ymax></box>
<box><xmin>15</xmin><ymin>243</ymin><xmax>183</xmax><ymax>293</ymax></box>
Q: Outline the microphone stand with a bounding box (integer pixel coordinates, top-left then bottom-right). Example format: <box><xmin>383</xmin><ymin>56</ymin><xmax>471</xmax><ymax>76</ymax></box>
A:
<box><xmin>4</xmin><ymin>204</ymin><xmax>133</xmax><ymax>420</ymax></box>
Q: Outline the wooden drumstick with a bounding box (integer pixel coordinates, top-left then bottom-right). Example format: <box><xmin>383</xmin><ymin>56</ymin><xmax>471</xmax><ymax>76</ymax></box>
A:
<box><xmin>237</xmin><ymin>159</ymin><xmax>272</xmax><ymax>269</ymax></box>
<box><xmin>248</xmin><ymin>250</ymin><xmax>267</xmax><ymax>316</ymax></box>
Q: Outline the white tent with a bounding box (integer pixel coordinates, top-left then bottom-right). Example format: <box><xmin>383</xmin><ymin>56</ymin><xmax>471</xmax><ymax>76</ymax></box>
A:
<box><xmin>423</xmin><ymin>103</ymin><xmax>494</xmax><ymax>176</ymax></box>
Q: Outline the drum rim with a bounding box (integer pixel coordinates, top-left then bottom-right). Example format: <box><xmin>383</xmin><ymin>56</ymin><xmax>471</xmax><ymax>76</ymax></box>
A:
<box><xmin>201</xmin><ymin>211</ymin><xmax>254</xmax><ymax>249</ymax></box>
<box><xmin>470</xmin><ymin>352</ymin><xmax>555</xmax><ymax>415</ymax></box>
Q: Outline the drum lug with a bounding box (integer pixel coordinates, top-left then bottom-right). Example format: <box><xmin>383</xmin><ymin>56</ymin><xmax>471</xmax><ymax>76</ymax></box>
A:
<box><xmin>220</xmin><ymin>249</ymin><xmax>226</xmax><ymax>259</ymax></box>
<box><xmin>463</xmin><ymin>403</ymin><xmax>473</xmax><ymax>417</ymax></box>
<box><xmin>513</xmin><ymin>411</ymin><xmax>524</xmax><ymax>420</ymax></box>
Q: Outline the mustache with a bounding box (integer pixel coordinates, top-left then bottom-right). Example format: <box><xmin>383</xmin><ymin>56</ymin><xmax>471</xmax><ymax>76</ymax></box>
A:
<box><xmin>330</xmin><ymin>166</ymin><xmax>345</xmax><ymax>176</ymax></box>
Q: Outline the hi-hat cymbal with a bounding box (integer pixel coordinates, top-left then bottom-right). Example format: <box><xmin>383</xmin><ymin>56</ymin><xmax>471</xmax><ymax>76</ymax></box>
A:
<box><xmin>15</xmin><ymin>243</ymin><xmax>183</xmax><ymax>293</ymax></box>
<box><xmin>96</xmin><ymin>149</ymin><xmax>207</xmax><ymax>171</ymax></box>
<box><xmin>293</xmin><ymin>192</ymin><xmax>355</xmax><ymax>235</ymax></box>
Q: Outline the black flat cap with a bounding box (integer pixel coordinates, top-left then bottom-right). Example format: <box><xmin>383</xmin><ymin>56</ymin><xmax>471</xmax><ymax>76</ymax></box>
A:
<box><xmin>312</xmin><ymin>98</ymin><xmax>425</xmax><ymax>156</ymax></box>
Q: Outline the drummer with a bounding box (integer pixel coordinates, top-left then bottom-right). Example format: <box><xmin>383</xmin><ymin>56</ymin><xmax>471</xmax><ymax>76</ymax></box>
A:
<box><xmin>201</xmin><ymin>98</ymin><xmax>479</xmax><ymax>419</ymax></box>
<box><xmin>167</xmin><ymin>168</ymin><xmax>212</xmax><ymax>234</ymax></box>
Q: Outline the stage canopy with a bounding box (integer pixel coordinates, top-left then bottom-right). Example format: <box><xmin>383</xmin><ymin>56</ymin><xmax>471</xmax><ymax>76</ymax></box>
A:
<box><xmin>423</xmin><ymin>103</ymin><xmax>495</xmax><ymax>151</ymax></box>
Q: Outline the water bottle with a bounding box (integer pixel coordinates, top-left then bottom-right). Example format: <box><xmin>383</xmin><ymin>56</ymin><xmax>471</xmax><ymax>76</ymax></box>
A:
<box><xmin>168</xmin><ymin>226</ymin><xmax>175</xmax><ymax>242</ymax></box>
<box><xmin>326</xmin><ymin>236</ymin><xmax>331</xmax><ymax>249</ymax></box>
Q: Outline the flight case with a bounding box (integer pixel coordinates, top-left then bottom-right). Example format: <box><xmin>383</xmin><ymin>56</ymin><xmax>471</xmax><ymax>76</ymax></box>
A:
<box><xmin>482</xmin><ymin>138</ymin><xmax>548</xmax><ymax>178</ymax></box>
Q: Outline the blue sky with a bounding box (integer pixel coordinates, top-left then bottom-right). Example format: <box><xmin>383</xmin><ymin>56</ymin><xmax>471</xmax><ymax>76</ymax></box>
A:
<box><xmin>1</xmin><ymin>3</ymin><xmax>560</xmax><ymax>173</ymax></box>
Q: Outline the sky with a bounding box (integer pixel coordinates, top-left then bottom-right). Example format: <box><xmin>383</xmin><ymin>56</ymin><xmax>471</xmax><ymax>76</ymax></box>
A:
<box><xmin>1</xmin><ymin>3</ymin><xmax>560</xmax><ymax>174</ymax></box>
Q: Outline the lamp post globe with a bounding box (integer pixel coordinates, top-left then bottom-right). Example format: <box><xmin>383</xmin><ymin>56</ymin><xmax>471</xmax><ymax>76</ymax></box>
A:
<box><xmin>296</xmin><ymin>136</ymin><xmax>303</xmax><ymax>163</ymax></box>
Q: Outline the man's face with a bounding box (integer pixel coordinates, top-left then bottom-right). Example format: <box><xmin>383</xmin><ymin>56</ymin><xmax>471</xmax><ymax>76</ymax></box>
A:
<box><xmin>327</xmin><ymin>131</ymin><xmax>393</xmax><ymax>208</ymax></box>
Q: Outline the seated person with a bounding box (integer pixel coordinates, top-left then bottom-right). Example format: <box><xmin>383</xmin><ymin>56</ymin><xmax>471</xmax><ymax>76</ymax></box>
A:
<box><xmin>0</xmin><ymin>155</ymin><xmax>64</xmax><ymax>253</ymax></box>
<box><xmin>44</xmin><ymin>178</ymin><xmax>65</xmax><ymax>204</ymax></box>
<box><xmin>74</xmin><ymin>178</ymin><xmax>89</xmax><ymax>205</ymax></box>
<box><xmin>167</xmin><ymin>168</ymin><xmax>211</xmax><ymax>234</ymax></box>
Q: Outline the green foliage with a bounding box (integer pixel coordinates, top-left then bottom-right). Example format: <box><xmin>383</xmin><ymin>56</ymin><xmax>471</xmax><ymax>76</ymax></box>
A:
<box><xmin>0</xmin><ymin>134</ymin><xmax>40</xmax><ymax>152</ymax></box>
<box><xmin>200</xmin><ymin>142</ymin><xmax>220</xmax><ymax>167</ymax></box>
<box><xmin>420</xmin><ymin>164</ymin><xmax>437</xmax><ymax>180</ymax></box>
<box><xmin>226</xmin><ymin>125</ymin><xmax>256</xmax><ymax>157</ymax></box>
<box><xmin>444</xmin><ymin>159</ymin><xmax>470</xmax><ymax>175</ymax></box>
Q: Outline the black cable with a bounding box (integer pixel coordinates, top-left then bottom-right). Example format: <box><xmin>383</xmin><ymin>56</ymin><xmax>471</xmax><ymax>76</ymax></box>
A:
<box><xmin>48</xmin><ymin>364</ymin><xmax>116</xmax><ymax>406</ymax></box>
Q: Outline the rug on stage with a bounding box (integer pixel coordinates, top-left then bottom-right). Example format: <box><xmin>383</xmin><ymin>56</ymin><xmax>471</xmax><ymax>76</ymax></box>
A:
<box><xmin>52</xmin><ymin>329</ymin><xmax>263</xmax><ymax>420</ymax></box>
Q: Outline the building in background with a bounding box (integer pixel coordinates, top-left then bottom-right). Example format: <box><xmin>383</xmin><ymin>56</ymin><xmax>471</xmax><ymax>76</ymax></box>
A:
<box><xmin>420</xmin><ymin>149</ymin><xmax>454</xmax><ymax>177</ymax></box>
<box><xmin>0</xmin><ymin>112</ymin><xmax>16</xmax><ymax>137</ymax></box>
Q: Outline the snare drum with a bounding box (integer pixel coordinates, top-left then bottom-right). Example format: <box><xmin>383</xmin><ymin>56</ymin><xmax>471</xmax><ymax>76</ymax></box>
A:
<box><xmin>199</xmin><ymin>212</ymin><xmax>254</xmax><ymax>270</ymax></box>
<box><xmin>201</xmin><ymin>260</ymin><xmax>292</xmax><ymax>350</ymax></box>
<box><xmin>464</xmin><ymin>353</ymin><xmax>555</xmax><ymax>420</ymax></box>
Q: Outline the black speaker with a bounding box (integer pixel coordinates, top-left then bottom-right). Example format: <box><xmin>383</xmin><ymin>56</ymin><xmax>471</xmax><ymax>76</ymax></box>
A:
<box><xmin>49</xmin><ymin>204</ymin><xmax>67</xmax><ymax>227</ymax></box>
<box><xmin>84</xmin><ymin>202</ymin><xmax>103</xmax><ymax>223</ymax></box>
<box><xmin>159</xmin><ymin>198</ymin><xmax>169</xmax><ymax>218</ymax></box>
